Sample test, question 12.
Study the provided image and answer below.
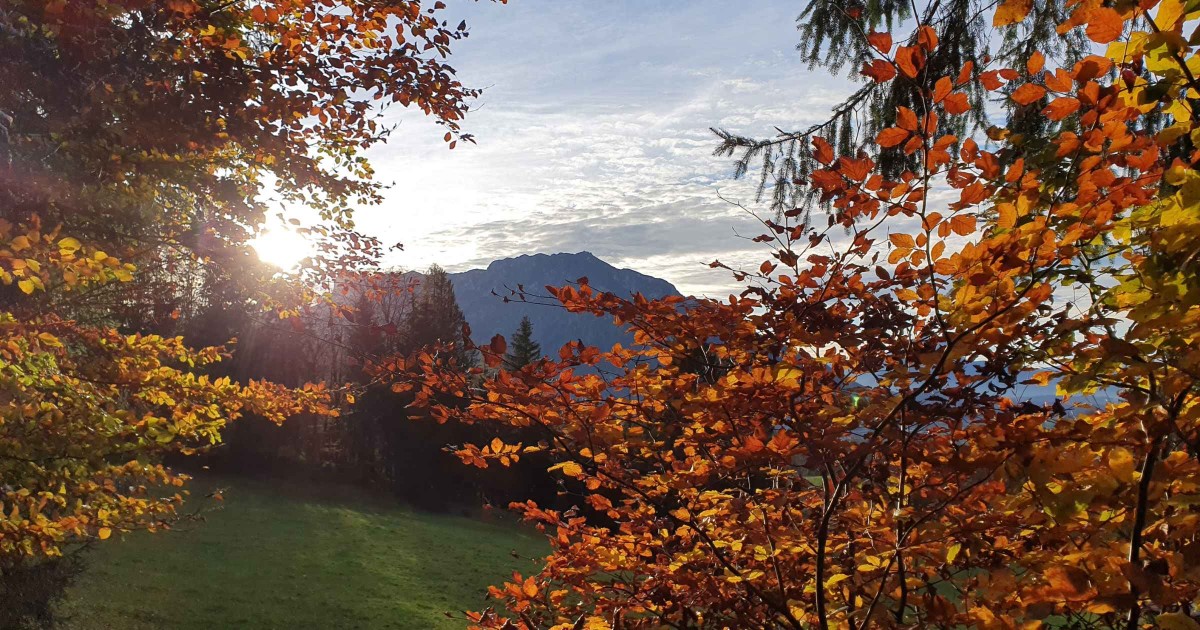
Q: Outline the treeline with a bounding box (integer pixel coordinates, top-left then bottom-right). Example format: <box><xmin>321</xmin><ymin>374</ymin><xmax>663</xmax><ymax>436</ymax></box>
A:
<box><xmin>180</xmin><ymin>263</ymin><xmax>558</xmax><ymax>513</ymax></box>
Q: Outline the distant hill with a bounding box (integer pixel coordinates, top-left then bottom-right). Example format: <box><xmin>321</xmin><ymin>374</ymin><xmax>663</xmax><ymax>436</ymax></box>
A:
<box><xmin>449</xmin><ymin>251</ymin><xmax>681</xmax><ymax>355</ymax></box>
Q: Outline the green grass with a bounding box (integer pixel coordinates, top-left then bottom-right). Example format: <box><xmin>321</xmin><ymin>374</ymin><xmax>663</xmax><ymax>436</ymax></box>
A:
<box><xmin>58</xmin><ymin>476</ymin><xmax>547</xmax><ymax>630</ymax></box>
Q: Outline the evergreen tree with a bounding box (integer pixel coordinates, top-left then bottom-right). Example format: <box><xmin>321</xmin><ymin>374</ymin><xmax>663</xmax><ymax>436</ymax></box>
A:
<box><xmin>504</xmin><ymin>316</ymin><xmax>542</xmax><ymax>370</ymax></box>
<box><xmin>407</xmin><ymin>265</ymin><xmax>471</xmax><ymax>368</ymax></box>
<box><xmin>384</xmin><ymin>264</ymin><xmax>479</xmax><ymax>509</ymax></box>
<box><xmin>713</xmin><ymin>0</ymin><xmax>1090</xmax><ymax>213</ymax></box>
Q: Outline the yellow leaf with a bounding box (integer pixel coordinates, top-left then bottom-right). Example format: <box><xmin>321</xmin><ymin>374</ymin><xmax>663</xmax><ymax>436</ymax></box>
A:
<box><xmin>824</xmin><ymin>573</ymin><xmax>850</xmax><ymax>588</ymax></box>
<box><xmin>1155</xmin><ymin>0</ymin><xmax>1185</xmax><ymax>28</ymax></box>
<box><xmin>947</xmin><ymin>542</ymin><xmax>962</xmax><ymax>563</ymax></box>
<box><xmin>17</xmin><ymin>279</ymin><xmax>35</xmax><ymax>295</ymax></box>
<box><xmin>549</xmin><ymin>461</ymin><xmax>584</xmax><ymax>478</ymax></box>
<box><xmin>1108</xmin><ymin>447</ymin><xmax>1137</xmax><ymax>483</ymax></box>
<box><xmin>997</xmin><ymin>203</ymin><xmax>1017</xmax><ymax>228</ymax></box>
<box><xmin>994</xmin><ymin>0</ymin><xmax>1032</xmax><ymax>26</ymax></box>
<box><xmin>98</xmin><ymin>527</ymin><xmax>112</xmax><ymax>540</ymax></box>
<box><xmin>58</xmin><ymin>237</ymin><xmax>82</xmax><ymax>254</ymax></box>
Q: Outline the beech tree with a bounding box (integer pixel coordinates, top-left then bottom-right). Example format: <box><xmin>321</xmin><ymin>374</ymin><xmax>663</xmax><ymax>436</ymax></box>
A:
<box><xmin>0</xmin><ymin>0</ymin><xmax>493</xmax><ymax>608</ymax></box>
<box><xmin>404</xmin><ymin>1</ymin><xmax>1200</xmax><ymax>627</ymax></box>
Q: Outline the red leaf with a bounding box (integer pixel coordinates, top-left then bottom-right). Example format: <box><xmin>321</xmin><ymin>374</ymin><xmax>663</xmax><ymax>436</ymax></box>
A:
<box><xmin>1072</xmin><ymin>55</ymin><xmax>1113</xmax><ymax>82</ymax></box>
<box><xmin>812</xmin><ymin>137</ymin><xmax>835</xmax><ymax>165</ymax></box>
<box><xmin>862</xmin><ymin>59</ymin><xmax>897</xmax><ymax>83</ymax></box>
<box><xmin>1045</xmin><ymin>68</ymin><xmax>1073</xmax><ymax>91</ymax></box>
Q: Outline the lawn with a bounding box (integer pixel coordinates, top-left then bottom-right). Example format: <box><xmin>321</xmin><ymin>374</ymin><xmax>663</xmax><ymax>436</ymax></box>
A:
<box><xmin>57</xmin><ymin>476</ymin><xmax>547</xmax><ymax>630</ymax></box>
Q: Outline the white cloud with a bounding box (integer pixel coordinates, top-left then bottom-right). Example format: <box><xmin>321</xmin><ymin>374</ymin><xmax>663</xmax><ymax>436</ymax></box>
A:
<box><xmin>351</xmin><ymin>0</ymin><xmax>862</xmax><ymax>296</ymax></box>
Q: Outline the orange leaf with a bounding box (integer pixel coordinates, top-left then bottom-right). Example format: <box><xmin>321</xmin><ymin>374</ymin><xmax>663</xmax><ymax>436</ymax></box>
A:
<box><xmin>1043</xmin><ymin>96</ymin><xmax>1080</xmax><ymax>120</ymax></box>
<box><xmin>890</xmin><ymin>233</ymin><xmax>916</xmax><ymax>248</ymax></box>
<box><xmin>997</xmin><ymin>203</ymin><xmax>1017</xmax><ymax>228</ymax></box>
<box><xmin>1085</xmin><ymin>8</ymin><xmax>1123</xmax><ymax>44</ymax></box>
<box><xmin>916</xmin><ymin>25</ymin><xmax>938</xmax><ymax>51</ymax></box>
<box><xmin>1026</xmin><ymin>51</ymin><xmax>1045</xmax><ymax>74</ymax></box>
<box><xmin>839</xmin><ymin>156</ymin><xmax>873</xmax><ymax>181</ymax></box>
<box><xmin>981</xmin><ymin>70</ymin><xmax>1005</xmax><ymax>90</ymax></box>
<box><xmin>896</xmin><ymin>107</ymin><xmax>919</xmax><ymax>131</ymax></box>
<box><xmin>944</xmin><ymin>92</ymin><xmax>971</xmax><ymax>114</ymax></box>
<box><xmin>1011</xmin><ymin>83</ymin><xmax>1047</xmax><ymax>106</ymax></box>
<box><xmin>950</xmin><ymin>214</ymin><xmax>976</xmax><ymax>235</ymax></box>
<box><xmin>1072</xmin><ymin>55</ymin><xmax>1113</xmax><ymax>82</ymax></box>
<box><xmin>877</xmin><ymin>127</ymin><xmax>910</xmax><ymax>148</ymax></box>
<box><xmin>1045</xmin><ymin>68</ymin><xmax>1073</xmax><ymax>91</ymax></box>
<box><xmin>812</xmin><ymin>137</ymin><xmax>835</xmax><ymax>165</ymax></box>
<box><xmin>867</xmin><ymin>31</ymin><xmax>892</xmax><ymax>53</ymax></box>
<box><xmin>1044</xmin><ymin>566</ymin><xmax>1095</xmax><ymax>600</ymax></box>
<box><xmin>956</xmin><ymin>60</ymin><xmax>975</xmax><ymax>86</ymax></box>
<box><xmin>933</xmin><ymin>76</ymin><xmax>953</xmax><ymax>103</ymax></box>
<box><xmin>896</xmin><ymin>46</ymin><xmax>923</xmax><ymax>78</ymax></box>
<box><xmin>993</xmin><ymin>0</ymin><xmax>1032</xmax><ymax>26</ymax></box>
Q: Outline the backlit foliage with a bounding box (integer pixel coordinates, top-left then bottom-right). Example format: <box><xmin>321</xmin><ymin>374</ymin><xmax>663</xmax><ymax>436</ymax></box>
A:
<box><xmin>0</xmin><ymin>0</ymin><xmax>488</xmax><ymax>565</ymax></box>
<box><xmin>406</xmin><ymin>2</ymin><xmax>1200</xmax><ymax>628</ymax></box>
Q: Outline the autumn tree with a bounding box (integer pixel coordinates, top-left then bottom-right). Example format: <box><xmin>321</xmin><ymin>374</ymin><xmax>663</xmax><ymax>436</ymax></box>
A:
<box><xmin>0</xmin><ymin>0</ymin><xmax>493</xmax><ymax>620</ymax></box>
<box><xmin>504</xmin><ymin>316</ymin><xmax>543</xmax><ymax>371</ymax></box>
<box><xmin>403</xmin><ymin>1</ymin><xmax>1200</xmax><ymax>628</ymax></box>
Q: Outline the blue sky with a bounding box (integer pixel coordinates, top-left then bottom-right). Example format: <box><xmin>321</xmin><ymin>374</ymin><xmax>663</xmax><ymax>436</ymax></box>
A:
<box><xmin>354</xmin><ymin>0</ymin><xmax>859</xmax><ymax>296</ymax></box>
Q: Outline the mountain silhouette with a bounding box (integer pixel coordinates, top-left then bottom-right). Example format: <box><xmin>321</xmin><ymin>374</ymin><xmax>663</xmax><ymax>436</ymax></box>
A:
<box><xmin>449</xmin><ymin>251</ymin><xmax>681</xmax><ymax>356</ymax></box>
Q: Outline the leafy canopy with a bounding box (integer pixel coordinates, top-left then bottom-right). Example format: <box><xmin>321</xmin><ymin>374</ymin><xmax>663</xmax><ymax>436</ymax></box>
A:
<box><xmin>0</xmin><ymin>0</ymin><xmax>492</xmax><ymax>564</ymax></box>
<box><xmin>404</xmin><ymin>1</ymin><xmax>1200</xmax><ymax>628</ymax></box>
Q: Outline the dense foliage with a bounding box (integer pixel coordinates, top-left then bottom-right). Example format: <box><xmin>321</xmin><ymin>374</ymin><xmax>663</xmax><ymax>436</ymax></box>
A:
<box><xmin>0</xmin><ymin>0</ymin><xmax>491</xmax><ymax>617</ymax></box>
<box><xmin>405</xmin><ymin>1</ymin><xmax>1200</xmax><ymax>628</ymax></box>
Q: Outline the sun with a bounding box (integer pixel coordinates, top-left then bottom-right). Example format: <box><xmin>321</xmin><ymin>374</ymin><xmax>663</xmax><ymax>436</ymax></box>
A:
<box><xmin>251</xmin><ymin>227</ymin><xmax>313</xmax><ymax>270</ymax></box>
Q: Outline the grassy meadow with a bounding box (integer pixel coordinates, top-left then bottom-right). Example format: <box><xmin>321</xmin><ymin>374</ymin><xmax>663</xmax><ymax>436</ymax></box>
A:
<box><xmin>57</xmin><ymin>477</ymin><xmax>547</xmax><ymax>630</ymax></box>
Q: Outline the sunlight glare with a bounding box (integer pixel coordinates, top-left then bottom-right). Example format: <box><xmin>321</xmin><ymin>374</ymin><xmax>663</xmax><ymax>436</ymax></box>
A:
<box><xmin>252</xmin><ymin>227</ymin><xmax>313</xmax><ymax>270</ymax></box>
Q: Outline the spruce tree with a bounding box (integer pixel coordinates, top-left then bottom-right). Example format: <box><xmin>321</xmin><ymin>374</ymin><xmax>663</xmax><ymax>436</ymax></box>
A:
<box><xmin>504</xmin><ymin>316</ymin><xmax>543</xmax><ymax>370</ymax></box>
<box><xmin>713</xmin><ymin>0</ymin><xmax>1090</xmax><ymax>213</ymax></box>
<box><xmin>407</xmin><ymin>264</ymin><xmax>471</xmax><ymax>368</ymax></box>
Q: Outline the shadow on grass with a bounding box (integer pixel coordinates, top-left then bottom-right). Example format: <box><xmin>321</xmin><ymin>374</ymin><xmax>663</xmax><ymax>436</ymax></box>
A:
<box><xmin>58</xmin><ymin>476</ymin><xmax>546</xmax><ymax>630</ymax></box>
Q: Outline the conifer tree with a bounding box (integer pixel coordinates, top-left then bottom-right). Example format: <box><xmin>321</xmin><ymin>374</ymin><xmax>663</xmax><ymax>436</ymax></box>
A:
<box><xmin>714</xmin><ymin>0</ymin><xmax>1089</xmax><ymax>212</ymax></box>
<box><xmin>408</xmin><ymin>265</ymin><xmax>469</xmax><ymax>358</ymax></box>
<box><xmin>504</xmin><ymin>316</ymin><xmax>542</xmax><ymax>370</ymax></box>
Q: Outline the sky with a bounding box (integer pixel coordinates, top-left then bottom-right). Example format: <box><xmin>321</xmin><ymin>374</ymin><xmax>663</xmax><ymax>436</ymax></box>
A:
<box><xmin>351</xmin><ymin>0</ymin><xmax>860</xmax><ymax>297</ymax></box>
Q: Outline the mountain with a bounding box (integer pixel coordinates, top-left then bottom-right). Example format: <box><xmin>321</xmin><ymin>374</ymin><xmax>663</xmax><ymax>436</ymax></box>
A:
<box><xmin>449</xmin><ymin>252</ymin><xmax>681</xmax><ymax>356</ymax></box>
